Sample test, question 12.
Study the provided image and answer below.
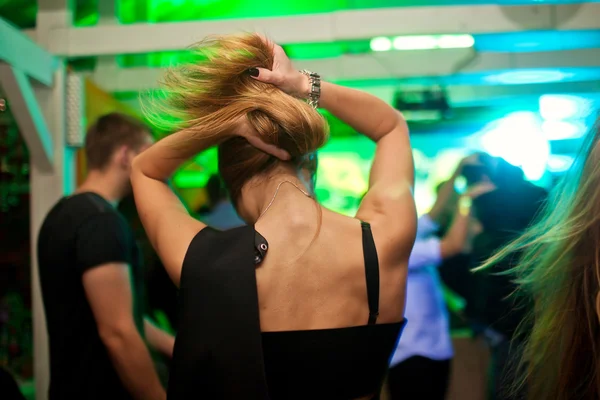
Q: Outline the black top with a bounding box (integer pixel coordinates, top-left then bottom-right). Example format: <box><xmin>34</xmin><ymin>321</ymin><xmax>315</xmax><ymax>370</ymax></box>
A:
<box><xmin>37</xmin><ymin>193</ymin><xmax>144</xmax><ymax>400</ymax></box>
<box><xmin>169</xmin><ymin>222</ymin><xmax>405</xmax><ymax>399</ymax></box>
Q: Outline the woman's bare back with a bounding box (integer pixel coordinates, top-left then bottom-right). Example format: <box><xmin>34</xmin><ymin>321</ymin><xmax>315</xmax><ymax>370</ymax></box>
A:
<box><xmin>254</xmin><ymin>198</ymin><xmax>409</xmax><ymax>333</ymax></box>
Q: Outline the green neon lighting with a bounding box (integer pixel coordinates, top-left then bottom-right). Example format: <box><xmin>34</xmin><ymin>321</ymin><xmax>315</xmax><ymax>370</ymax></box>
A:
<box><xmin>172</xmin><ymin>170</ymin><xmax>211</xmax><ymax>188</ymax></box>
<box><xmin>119</xmin><ymin>0</ymin><xmax>343</xmax><ymax>24</ymax></box>
<box><xmin>172</xmin><ymin>147</ymin><xmax>218</xmax><ymax>188</ymax></box>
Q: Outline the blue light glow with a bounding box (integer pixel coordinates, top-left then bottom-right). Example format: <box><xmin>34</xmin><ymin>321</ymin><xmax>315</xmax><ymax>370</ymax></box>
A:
<box><xmin>547</xmin><ymin>154</ymin><xmax>575</xmax><ymax>173</ymax></box>
<box><xmin>479</xmin><ymin>112</ymin><xmax>550</xmax><ymax>181</ymax></box>
<box><xmin>474</xmin><ymin>30</ymin><xmax>600</xmax><ymax>53</ymax></box>
<box><xmin>484</xmin><ymin>70</ymin><xmax>574</xmax><ymax>85</ymax></box>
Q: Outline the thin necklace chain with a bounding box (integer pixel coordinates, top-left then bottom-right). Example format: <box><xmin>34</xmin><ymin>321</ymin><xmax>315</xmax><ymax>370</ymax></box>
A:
<box><xmin>256</xmin><ymin>180</ymin><xmax>311</xmax><ymax>222</ymax></box>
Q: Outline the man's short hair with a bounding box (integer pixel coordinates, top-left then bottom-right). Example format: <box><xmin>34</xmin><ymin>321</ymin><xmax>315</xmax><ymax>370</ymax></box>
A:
<box><xmin>85</xmin><ymin>113</ymin><xmax>149</xmax><ymax>170</ymax></box>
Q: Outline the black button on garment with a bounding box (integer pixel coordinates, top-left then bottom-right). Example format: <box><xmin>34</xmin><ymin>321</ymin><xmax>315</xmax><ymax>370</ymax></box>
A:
<box><xmin>254</xmin><ymin>231</ymin><xmax>269</xmax><ymax>265</ymax></box>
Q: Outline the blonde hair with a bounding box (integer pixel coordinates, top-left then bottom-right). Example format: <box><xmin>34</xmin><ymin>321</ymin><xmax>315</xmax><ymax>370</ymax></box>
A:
<box><xmin>144</xmin><ymin>33</ymin><xmax>329</xmax><ymax>203</ymax></box>
<box><xmin>478</xmin><ymin>117</ymin><xmax>600</xmax><ymax>399</ymax></box>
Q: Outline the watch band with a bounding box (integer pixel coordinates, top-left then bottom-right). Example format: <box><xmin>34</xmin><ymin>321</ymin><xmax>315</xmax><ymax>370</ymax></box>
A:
<box><xmin>300</xmin><ymin>69</ymin><xmax>321</xmax><ymax>109</ymax></box>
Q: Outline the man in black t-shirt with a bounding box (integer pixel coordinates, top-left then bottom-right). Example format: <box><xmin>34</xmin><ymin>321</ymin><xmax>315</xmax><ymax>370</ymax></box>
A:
<box><xmin>37</xmin><ymin>113</ymin><xmax>173</xmax><ymax>400</ymax></box>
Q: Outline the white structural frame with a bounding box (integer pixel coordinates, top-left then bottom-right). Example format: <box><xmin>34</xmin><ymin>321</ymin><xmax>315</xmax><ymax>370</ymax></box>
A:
<box><xmin>70</xmin><ymin>2</ymin><xmax>600</xmax><ymax>96</ymax></box>
<box><xmin>92</xmin><ymin>47</ymin><xmax>600</xmax><ymax>93</ymax></box>
<box><xmin>0</xmin><ymin>18</ymin><xmax>58</xmax><ymax>85</ymax></box>
<box><xmin>45</xmin><ymin>3</ymin><xmax>600</xmax><ymax>57</ymax></box>
<box><xmin>0</xmin><ymin>2</ymin><xmax>76</xmax><ymax>400</ymax></box>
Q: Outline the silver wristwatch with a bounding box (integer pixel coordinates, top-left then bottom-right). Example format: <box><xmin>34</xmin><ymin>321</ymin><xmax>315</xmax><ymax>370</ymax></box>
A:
<box><xmin>300</xmin><ymin>69</ymin><xmax>321</xmax><ymax>109</ymax></box>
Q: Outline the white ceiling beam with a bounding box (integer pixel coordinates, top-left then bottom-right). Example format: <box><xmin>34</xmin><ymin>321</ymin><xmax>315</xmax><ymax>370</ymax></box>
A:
<box><xmin>0</xmin><ymin>18</ymin><xmax>59</xmax><ymax>86</ymax></box>
<box><xmin>46</xmin><ymin>3</ymin><xmax>600</xmax><ymax>57</ymax></box>
<box><xmin>0</xmin><ymin>64</ymin><xmax>54</xmax><ymax>171</ymax></box>
<box><xmin>91</xmin><ymin>48</ymin><xmax>600</xmax><ymax>93</ymax></box>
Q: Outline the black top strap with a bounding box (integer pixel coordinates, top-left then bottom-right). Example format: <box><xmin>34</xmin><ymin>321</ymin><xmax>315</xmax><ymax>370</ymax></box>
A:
<box><xmin>360</xmin><ymin>221</ymin><xmax>380</xmax><ymax>325</ymax></box>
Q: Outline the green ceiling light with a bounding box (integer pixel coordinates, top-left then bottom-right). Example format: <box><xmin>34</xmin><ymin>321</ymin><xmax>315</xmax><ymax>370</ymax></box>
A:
<box><xmin>370</xmin><ymin>37</ymin><xmax>392</xmax><ymax>52</ymax></box>
<box><xmin>392</xmin><ymin>34</ymin><xmax>475</xmax><ymax>50</ymax></box>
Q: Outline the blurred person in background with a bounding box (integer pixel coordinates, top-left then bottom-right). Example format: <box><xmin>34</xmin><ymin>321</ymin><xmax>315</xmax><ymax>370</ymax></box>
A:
<box><xmin>197</xmin><ymin>174</ymin><xmax>245</xmax><ymax>230</ymax></box>
<box><xmin>388</xmin><ymin>158</ymin><xmax>495</xmax><ymax>400</ymax></box>
<box><xmin>466</xmin><ymin>152</ymin><xmax>548</xmax><ymax>400</ymax></box>
<box><xmin>37</xmin><ymin>113</ymin><xmax>173</xmax><ymax>400</ymax></box>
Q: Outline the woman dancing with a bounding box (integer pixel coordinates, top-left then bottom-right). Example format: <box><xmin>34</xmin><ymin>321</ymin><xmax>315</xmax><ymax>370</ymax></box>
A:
<box><xmin>131</xmin><ymin>33</ymin><xmax>416</xmax><ymax>399</ymax></box>
<box><xmin>480</xmin><ymin>117</ymin><xmax>600</xmax><ymax>400</ymax></box>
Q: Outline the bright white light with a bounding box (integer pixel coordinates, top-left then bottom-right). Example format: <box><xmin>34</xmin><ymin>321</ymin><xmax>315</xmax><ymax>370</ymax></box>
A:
<box><xmin>370</xmin><ymin>37</ymin><xmax>392</xmax><ymax>52</ymax></box>
<box><xmin>480</xmin><ymin>112</ymin><xmax>550</xmax><ymax>181</ymax></box>
<box><xmin>391</xmin><ymin>34</ymin><xmax>474</xmax><ymax>50</ymax></box>
<box><xmin>547</xmin><ymin>154</ymin><xmax>575</xmax><ymax>173</ymax></box>
<box><xmin>539</xmin><ymin>94</ymin><xmax>591</xmax><ymax>121</ymax></box>
<box><xmin>541</xmin><ymin>120</ymin><xmax>587</xmax><ymax>140</ymax></box>
<box><xmin>393</xmin><ymin>35</ymin><xmax>438</xmax><ymax>50</ymax></box>
<box><xmin>437</xmin><ymin>34</ymin><xmax>475</xmax><ymax>48</ymax></box>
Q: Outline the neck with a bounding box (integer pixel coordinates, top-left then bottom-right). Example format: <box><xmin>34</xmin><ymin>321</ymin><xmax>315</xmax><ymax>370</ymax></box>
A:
<box><xmin>76</xmin><ymin>169</ymin><xmax>126</xmax><ymax>205</ymax></box>
<box><xmin>241</xmin><ymin>175</ymin><xmax>313</xmax><ymax>223</ymax></box>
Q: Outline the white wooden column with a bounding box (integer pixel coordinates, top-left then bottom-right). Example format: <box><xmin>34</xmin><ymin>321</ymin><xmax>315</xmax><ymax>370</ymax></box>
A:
<box><xmin>30</xmin><ymin>66</ymin><xmax>77</xmax><ymax>400</ymax></box>
<box><xmin>31</xmin><ymin>2</ymin><xmax>74</xmax><ymax>399</ymax></box>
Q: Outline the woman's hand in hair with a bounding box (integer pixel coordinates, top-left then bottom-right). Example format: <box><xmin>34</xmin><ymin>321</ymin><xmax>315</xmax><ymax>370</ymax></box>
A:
<box><xmin>234</xmin><ymin>115</ymin><xmax>291</xmax><ymax>161</ymax></box>
<box><xmin>249</xmin><ymin>36</ymin><xmax>310</xmax><ymax>99</ymax></box>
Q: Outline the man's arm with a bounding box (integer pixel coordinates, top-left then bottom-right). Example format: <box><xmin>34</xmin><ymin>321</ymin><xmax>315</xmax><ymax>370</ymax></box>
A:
<box><xmin>76</xmin><ymin>213</ymin><xmax>165</xmax><ymax>400</ymax></box>
<box><xmin>427</xmin><ymin>171</ymin><xmax>461</xmax><ymax>224</ymax></box>
<box><xmin>144</xmin><ymin>318</ymin><xmax>175</xmax><ymax>358</ymax></box>
<box><xmin>440</xmin><ymin>183</ymin><xmax>497</xmax><ymax>259</ymax></box>
<box><xmin>83</xmin><ymin>264</ymin><xmax>166</xmax><ymax>400</ymax></box>
<box><xmin>439</xmin><ymin>199</ymin><xmax>471</xmax><ymax>259</ymax></box>
<box><xmin>428</xmin><ymin>153</ymin><xmax>482</xmax><ymax>223</ymax></box>
<box><xmin>410</xmin><ymin>183</ymin><xmax>496</xmax><ymax>269</ymax></box>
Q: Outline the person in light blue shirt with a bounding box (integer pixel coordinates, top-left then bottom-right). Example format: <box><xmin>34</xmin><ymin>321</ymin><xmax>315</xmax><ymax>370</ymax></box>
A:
<box><xmin>198</xmin><ymin>174</ymin><xmax>245</xmax><ymax>230</ymax></box>
<box><xmin>387</xmin><ymin>158</ymin><xmax>495</xmax><ymax>400</ymax></box>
